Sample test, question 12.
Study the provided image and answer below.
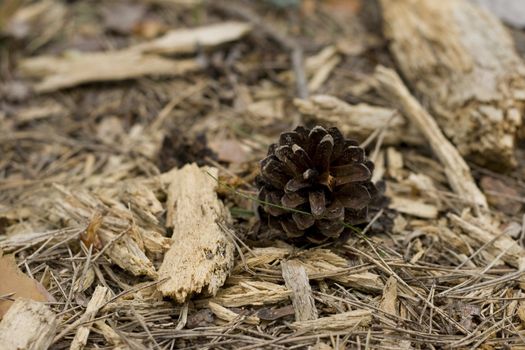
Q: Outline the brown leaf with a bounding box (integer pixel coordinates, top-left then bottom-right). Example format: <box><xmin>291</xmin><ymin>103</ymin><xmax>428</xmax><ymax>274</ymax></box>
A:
<box><xmin>80</xmin><ymin>212</ymin><xmax>103</xmax><ymax>250</ymax></box>
<box><xmin>256</xmin><ymin>305</ymin><xmax>295</xmax><ymax>320</ymax></box>
<box><xmin>0</xmin><ymin>255</ymin><xmax>54</xmax><ymax>317</ymax></box>
<box><xmin>209</xmin><ymin>138</ymin><xmax>249</xmax><ymax>164</ymax></box>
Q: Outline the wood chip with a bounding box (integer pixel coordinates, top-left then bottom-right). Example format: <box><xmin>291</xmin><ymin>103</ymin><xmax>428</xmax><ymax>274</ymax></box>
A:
<box><xmin>70</xmin><ymin>286</ymin><xmax>109</xmax><ymax>350</ymax></box>
<box><xmin>290</xmin><ymin>309</ymin><xmax>371</xmax><ymax>332</ymax></box>
<box><xmin>206</xmin><ymin>281</ymin><xmax>292</xmax><ymax>307</ymax></box>
<box><xmin>381</xmin><ymin>0</ymin><xmax>525</xmax><ymax>169</ymax></box>
<box><xmin>281</xmin><ymin>259</ymin><xmax>318</xmax><ymax>322</ymax></box>
<box><xmin>157</xmin><ymin>164</ymin><xmax>234</xmax><ymax>302</ymax></box>
<box><xmin>389</xmin><ymin>196</ymin><xmax>438</xmax><ymax>219</ymax></box>
<box><xmin>372</xmin><ymin>66</ymin><xmax>488</xmax><ymax>209</ymax></box>
<box><xmin>208</xmin><ymin>301</ymin><xmax>260</xmax><ymax>325</ymax></box>
<box><xmin>0</xmin><ymin>299</ymin><xmax>57</xmax><ymax>350</ymax></box>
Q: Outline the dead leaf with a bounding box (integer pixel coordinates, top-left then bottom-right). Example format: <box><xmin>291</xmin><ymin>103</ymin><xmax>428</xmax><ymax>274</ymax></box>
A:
<box><xmin>480</xmin><ymin>176</ymin><xmax>522</xmax><ymax>215</ymax></box>
<box><xmin>209</xmin><ymin>139</ymin><xmax>249</xmax><ymax>164</ymax></box>
<box><xmin>256</xmin><ymin>305</ymin><xmax>295</xmax><ymax>320</ymax></box>
<box><xmin>0</xmin><ymin>255</ymin><xmax>54</xmax><ymax>317</ymax></box>
<box><xmin>80</xmin><ymin>212</ymin><xmax>103</xmax><ymax>250</ymax></box>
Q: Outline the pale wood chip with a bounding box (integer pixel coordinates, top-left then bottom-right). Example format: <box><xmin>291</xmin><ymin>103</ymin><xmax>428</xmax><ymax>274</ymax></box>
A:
<box><xmin>389</xmin><ymin>196</ymin><xmax>438</xmax><ymax>219</ymax></box>
<box><xmin>205</xmin><ymin>281</ymin><xmax>291</xmax><ymax>307</ymax></box>
<box><xmin>157</xmin><ymin>164</ymin><xmax>234</xmax><ymax>303</ymax></box>
<box><xmin>70</xmin><ymin>286</ymin><xmax>109</xmax><ymax>350</ymax></box>
<box><xmin>0</xmin><ymin>299</ymin><xmax>57</xmax><ymax>350</ymax></box>
<box><xmin>281</xmin><ymin>260</ymin><xmax>318</xmax><ymax>322</ymax></box>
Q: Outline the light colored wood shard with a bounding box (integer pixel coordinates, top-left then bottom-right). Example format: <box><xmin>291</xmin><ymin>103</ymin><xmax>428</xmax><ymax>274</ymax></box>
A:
<box><xmin>206</xmin><ymin>281</ymin><xmax>291</xmax><ymax>307</ymax></box>
<box><xmin>208</xmin><ymin>301</ymin><xmax>260</xmax><ymax>325</ymax></box>
<box><xmin>281</xmin><ymin>260</ymin><xmax>318</xmax><ymax>322</ymax></box>
<box><xmin>388</xmin><ymin>196</ymin><xmax>438</xmax><ymax>219</ymax></box>
<box><xmin>158</xmin><ymin>164</ymin><xmax>234</xmax><ymax>303</ymax></box>
<box><xmin>131</xmin><ymin>21</ymin><xmax>251</xmax><ymax>54</ymax></box>
<box><xmin>294</xmin><ymin>94</ymin><xmax>423</xmax><ymax>145</ymax></box>
<box><xmin>0</xmin><ymin>299</ymin><xmax>57</xmax><ymax>350</ymax></box>
<box><xmin>20</xmin><ymin>51</ymin><xmax>199</xmax><ymax>93</ymax></box>
<box><xmin>19</xmin><ymin>21</ymin><xmax>251</xmax><ymax>93</ymax></box>
<box><xmin>70</xmin><ymin>286</ymin><xmax>109</xmax><ymax>350</ymax></box>
<box><xmin>372</xmin><ymin>66</ymin><xmax>488</xmax><ymax>209</ymax></box>
<box><xmin>380</xmin><ymin>0</ymin><xmax>525</xmax><ymax>169</ymax></box>
<box><xmin>290</xmin><ymin>309</ymin><xmax>372</xmax><ymax>332</ymax></box>
<box><xmin>99</xmin><ymin>230</ymin><xmax>157</xmax><ymax>278</ymax></box>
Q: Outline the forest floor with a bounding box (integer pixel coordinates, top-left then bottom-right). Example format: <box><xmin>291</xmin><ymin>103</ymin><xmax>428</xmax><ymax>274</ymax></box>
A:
<box><xmin>3</xmin><ymin>0</ymin><xmax>525</xmax><ymax>349</ymax></box>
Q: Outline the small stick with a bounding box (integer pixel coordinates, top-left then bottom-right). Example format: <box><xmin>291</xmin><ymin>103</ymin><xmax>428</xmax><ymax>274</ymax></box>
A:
<box><xmin>281</xmin><ymin>260</ymin><xmax>318</xmax><ymax>322</ymax></box>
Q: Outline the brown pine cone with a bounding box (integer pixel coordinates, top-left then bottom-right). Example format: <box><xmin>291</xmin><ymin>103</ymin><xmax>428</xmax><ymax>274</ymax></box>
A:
<box><xmin>257</xmin><ymin>125</ymin><xmax>380</xmax><ymax>243</ymax></box>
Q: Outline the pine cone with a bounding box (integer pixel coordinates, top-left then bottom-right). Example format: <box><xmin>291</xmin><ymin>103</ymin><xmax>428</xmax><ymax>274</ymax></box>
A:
<box><xmin>257</xmin><ymin>125</ymin><xmax>380</xmax><ymax>243</ymax></box>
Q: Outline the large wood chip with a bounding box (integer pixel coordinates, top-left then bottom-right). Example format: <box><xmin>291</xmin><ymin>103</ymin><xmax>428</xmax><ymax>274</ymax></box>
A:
<box><xmin>381</xmin><ymin>0</ymin><xmax>525</xmax><ymax>169</ymax></box>
<box><xmin>208</xmin><ymin>301</ymin><xmax>260</xmax><ymax>325</ymax></box>
<box><xmin>20</xmin><ymin>51</ymin><xmax>199</xmax><ymax>93</ymax></box>
<box><xmin>281</xmin><ymin>260</ymin><xmax>318</xmax><ymax>322</ymax></box>
<box><xmin>290</xmin><ymin>309</ymin><xmax>371</xmax><ymax>332</ymax></box>
<box><xmin>0</xmin><ymin>299</ymin><xmax>57</xmax><ymax>350</ymax></box>
<box><xmin>158</xmin><ymin>164</ymin><xmax>234</xmax><ymax>302</ymax></box>
<box><xmin>372</xmin><ymin>66</ymin><xmax>488</xmax><ymax>209</ymax></box>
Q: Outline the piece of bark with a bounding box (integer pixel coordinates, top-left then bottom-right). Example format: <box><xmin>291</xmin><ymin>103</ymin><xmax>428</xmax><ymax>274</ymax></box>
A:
<box><xmin>157</xmin><ymin>164</ymin><xmax>234</xmax><ymax>302</ymax></box>
<box><xmin>372</xmin><ymin>66</ymin><xmax>488</xmax><ymax>209</ymax></box>
<box><xmin>20</xmin><ymin>51</ymin><xmax>199</xmax><ymax>93</ymax></box>
<box><xmin>70</xmin><ymin>286</ymin><xmax>109</xmax><ymax>350</ymax></box>
<box><xmin>290</xmin><ymin>309</ymin><xmax>372</xmax><ymax>332</ymax></box>
<box><xmin>379</xmin><ymin>276</ymin><xmax>398</xmax><ymax>316</ymax></box>
<box><xmin>208</xmin><ymin>301</ymin><xmax>260</xmax><ymax>325</ymax></box>
<box><xmin>294</xmin><ymin>95</ymin><xmax>423</xmax><ymax>145</ymax></box>
<box><xmin>0</xmin><ymin>299</ymin><xmax>57</xmax><ymax>350</ymax></box>
<box><xmin>380</xmin><ymin>0</ymin><xmax>525</xmax><ymax>169</ymax></box>
<box><xmin>281</xmin><ymin>260</ymin><xmax>318</xmax><ymax>322</ymax></box>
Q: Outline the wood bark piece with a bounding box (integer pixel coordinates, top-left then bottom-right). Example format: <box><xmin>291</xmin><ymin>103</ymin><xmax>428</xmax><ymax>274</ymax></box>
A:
<box><xmin>388</xmin><ymin>196</ymin><xmax>438</xmax><ymax>219</ymax></box>
<box><xmin>158</xmin><ymin>164</ymin><xmax>234</xmax><ymax>302</ymax></box>
<box><xmin>20</xmin><ymin>51</ymin><xmax>199</xmax><ymax>93</ymax></box>
<box><xmin>70</xmin><ymin>286</ymin><xmax>109</xmax><ymax>350</ymax></box>
<box><xmin>281</xmin><ymin>260</ymin><xmax>318</xmax><ymax>322</ymax></box>
<box><xmin>0</xmin><ymin>299</ymin><xmax>57</xmax><ymax>350</ymax></box>
<box><xmin>380</xmin><ymin>0</ymin><xmax>525</xmax><ymax>169</ymax></box>
<box><xmin>294</xmin><ymin>95</ymin><xmax>423</xmax><ymax>145</ymax></box>
<box><xmin>20</xmin><ymin>21</ymin><xmax>251</xmax><ymax>93</ymax></box>
<box><xmin>290</xmin><ymin>309</ymin><xmax>371</xmax><ymax>332</ymax></box>
<box><xmin>372</xmin><ymin>66</ymin><xmax>488</xmax><ymax>209</ymax></box>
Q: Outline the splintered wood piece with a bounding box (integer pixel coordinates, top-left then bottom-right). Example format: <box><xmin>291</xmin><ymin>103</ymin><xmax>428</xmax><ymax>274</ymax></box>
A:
<box><xmin>290</xmin><ymin>309</ymin><xmax>371</xmax><ymax>332</ymax></box>
<box><xmin>204</xmin><ymin>281</ymin><xmax>292</xmax><ymax>307</ymax></box>
<box><xmin>379</xmin><ymin>276</ymin><xmax>398</xmax><ymax>316</ymax></box>
<box><xmin>281</xmin><ymin>260</ymin><xmax>318</xmax><ymax>322</ymax></box>
<box><xmin>158</xmin><ymin>164</ymin><xmax>234</xmax><ymax>303</ymax></box>
<box><xmin>0</xmin><ymin>299</ymin><xmax>57</xmax><ymax>350</ymax></box>
<box><xmin>208</xmin><ymin>301</ymin><xmax>260</xmax><ymax>325</ymax></box>
<box><xmin>70</xmin><ymin>286</ymin><xmax>109</xmax><ymax>350</ymax></box>
<box><xmin>20</xmin><ymin>51</ymin><xmax>199</xmax><ymax>93</ymax></box>
<box><xmin>388</xmin><ymin>196</ymin><xmax>438</xmax><ymax>219</ymax></box>
<box><xmin>131</xmin><ymin>21</ymin><xmax>251</xmax><ymax>54</ymax></box>
<box><xmin>294</xmin><ymin>95</ymin><xmax>423</xmax><ymax>145</ymax></box>
<box><xmin>372</xmin><ymin>66</ymin><xmax>488</xmax><ymax>209</ymax></box>
<box><xmin>380</xmin><ymin>0</ymin><xmax>525</xmax><ymax>169</ymax></box>
<box><xmin>99</xmin><ymin>230</ymin><xmax>157</xmax><ymax>278</ymax></box>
